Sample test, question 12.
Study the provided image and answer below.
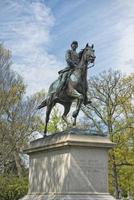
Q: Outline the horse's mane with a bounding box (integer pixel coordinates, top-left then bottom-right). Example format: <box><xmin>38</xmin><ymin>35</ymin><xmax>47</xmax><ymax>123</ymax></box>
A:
<box><xmin>79</xmin><ymin>48</ymin><xmax>85</xmax><ymax>60</ymax></box>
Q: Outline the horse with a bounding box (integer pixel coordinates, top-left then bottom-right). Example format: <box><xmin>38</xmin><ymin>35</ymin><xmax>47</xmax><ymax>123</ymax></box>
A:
<box><xmin>38</xmin><ymin>43</ymin><xmax>96</xmax><ymax>136</ymax></box>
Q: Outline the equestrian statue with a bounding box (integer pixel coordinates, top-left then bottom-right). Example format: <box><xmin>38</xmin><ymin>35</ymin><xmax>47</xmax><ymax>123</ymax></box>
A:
<box><xmin>38</xmin><ymin>41</ymin><xmax>96</xmax><ymax>136</ymax></box>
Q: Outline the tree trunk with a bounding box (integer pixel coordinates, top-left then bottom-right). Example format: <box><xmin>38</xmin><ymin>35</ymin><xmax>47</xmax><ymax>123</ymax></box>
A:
<box><xmin>112</xmin><ymin>153</ymin><xmax>120</xmax><ymax>199</ymax></box>
<box><xmin>13</xmin><ymin>150</ymin><xmax>22</xmax><ymax>178</ymax></box>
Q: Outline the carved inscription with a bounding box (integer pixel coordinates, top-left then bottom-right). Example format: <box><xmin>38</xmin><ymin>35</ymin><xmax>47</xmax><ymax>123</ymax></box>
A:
<box><xmin>76</xmin><ymin>159</ymin><xmax>107</xmax><ymax>191</ymax></box>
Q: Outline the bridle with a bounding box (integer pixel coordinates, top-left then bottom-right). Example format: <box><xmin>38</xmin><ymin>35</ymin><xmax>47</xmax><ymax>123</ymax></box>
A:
<box><xmin>87</xmin><ymin>62</ymin><xmax>95</xmax><ymax>69</ymax></box>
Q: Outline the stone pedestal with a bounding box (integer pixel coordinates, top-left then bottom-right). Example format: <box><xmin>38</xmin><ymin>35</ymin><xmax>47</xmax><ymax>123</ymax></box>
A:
<box><xmin>20</xmin><ymin>131</ymin><xmax>115</xmax><ymax>200</ymax></box>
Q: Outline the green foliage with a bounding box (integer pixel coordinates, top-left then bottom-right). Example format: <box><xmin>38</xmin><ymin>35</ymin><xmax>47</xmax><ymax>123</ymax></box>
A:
<box><xmin>48</xmin><ymin>106</ymin><xmax>66</xmax><ymax>133</ymax></box>
<box><xmin>0</xmin><ymin>175</ymin><xmax>28</xmax><ymax>200</ymax></box>
<box><xmin>108</xmin><ymin>131</ymin><xmax>134</xmax><ymax>198</ymax></box>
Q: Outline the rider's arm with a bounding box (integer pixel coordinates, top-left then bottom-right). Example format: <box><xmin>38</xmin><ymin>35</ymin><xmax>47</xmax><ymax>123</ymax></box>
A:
<box><xmin>65</xmin><ymin>50</ymin><xmax>76</xmax><ymax>68</ymax></box>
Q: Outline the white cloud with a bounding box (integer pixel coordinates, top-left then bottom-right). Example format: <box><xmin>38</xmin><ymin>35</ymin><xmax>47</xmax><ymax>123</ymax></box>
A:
<box><xmin>0</xmin><ymin>0</ymin><xmax>62</xmax><ymax>95</ymax></box>
<box><xmin>115</xmin><ymin>0</ymin><xmax>134</xmax><ymax>74</ymax></box>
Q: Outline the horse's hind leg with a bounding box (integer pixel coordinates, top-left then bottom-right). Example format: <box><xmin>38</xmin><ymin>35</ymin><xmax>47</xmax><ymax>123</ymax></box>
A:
<box><xmin>44</xmin><ymin>104</ymin><xmax>53</xmax><ymax>137</ymax></box>
<box><xmin>62</xmin><ymin>102</ymin><xmax>72</xmax><ymax>126</ymax></box>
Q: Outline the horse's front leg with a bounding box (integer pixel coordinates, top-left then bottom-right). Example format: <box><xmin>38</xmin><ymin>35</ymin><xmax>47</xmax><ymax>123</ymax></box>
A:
<box><xmin>72</xmin><ymin>95</ymin><xmax>83</xmax><ymax>126</ymax></box>
<box><xmin>68</xmin><ymin>87</ymin><xmax>84</xmax><ymax>126</ymax></box>
<box><xmin>62</xmin><ymin>102</ymin><xmax>72</xmax><ymax>127</ymax></box>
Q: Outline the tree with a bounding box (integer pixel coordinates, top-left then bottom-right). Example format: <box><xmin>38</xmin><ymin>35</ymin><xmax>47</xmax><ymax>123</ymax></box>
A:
<box><xmin>0</xmin><ymin>44</ymin><xmax>44</xmax><ymax>177</ymax></box>
<box><xmin>81</xmin><ymin>70</ymin><xmax>134</xmax><ymax>198</ymax></box>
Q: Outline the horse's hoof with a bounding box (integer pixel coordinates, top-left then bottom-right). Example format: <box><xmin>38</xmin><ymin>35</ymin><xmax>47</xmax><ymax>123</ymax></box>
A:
<box><xmin>43</xmin><ymin>133</ymin><xmax>47</xmax><ymax>137</ymax></box>
<box><xmin>67</xmin><ymin>123</ymin><xmax>72</xmax><ymax>128</ymax></box>
<box><xmin>37</xmin><ymin>105</ymin><xmax>42</xmax><ymax>109</ymax></box>
<box><xmin>84</xmin><ymin>100</ymin><xmax>92</xmax><ymax>105</ymax></box>
<box><xmin>72</xmin><ymin>111</ymin><xmax>78</xmax><ymax>118</ymax></box>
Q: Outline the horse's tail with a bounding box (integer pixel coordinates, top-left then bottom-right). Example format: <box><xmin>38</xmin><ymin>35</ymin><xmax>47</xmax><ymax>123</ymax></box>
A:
<box><xmin>37</xmin><ymin>99</ymin><xmax>47</xmax><ymax>109</ymax></box>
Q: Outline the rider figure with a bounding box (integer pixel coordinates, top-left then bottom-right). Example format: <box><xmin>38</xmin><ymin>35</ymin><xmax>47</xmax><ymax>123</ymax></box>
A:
<box><xmin>56</xmin><ymin>41</ymin><xmax>91</xmax><ymax>105</ymax></box>
<box><xmin>56</xmin><ymin>41</ymin><xmax>79</xmax><ymax>95</ymax></box>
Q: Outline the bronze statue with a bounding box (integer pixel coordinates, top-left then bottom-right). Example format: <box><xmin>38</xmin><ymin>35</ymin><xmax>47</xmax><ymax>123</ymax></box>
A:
<box><xmin>56</xmin><ymin>41</ymin><xmax>79</xmax><ymax>96</ymax></box>
<box><xmin>38</xmin><ymin>42</ymin><xmax>96</xmax><ymax>136</ymax></box>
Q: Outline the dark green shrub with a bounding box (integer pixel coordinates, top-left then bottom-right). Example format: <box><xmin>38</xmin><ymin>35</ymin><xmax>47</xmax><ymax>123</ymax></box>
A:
<box><xmin>0</xmin><ymin>175</ymin><xmax>28</xmax><ymax>200</ymax></box>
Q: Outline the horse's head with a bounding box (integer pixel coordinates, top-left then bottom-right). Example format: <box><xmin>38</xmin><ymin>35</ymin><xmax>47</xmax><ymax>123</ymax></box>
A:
<box><xmin>81</xmin><ymin>43</ymin><xmax>96</xmax><ymax>64</ymax></box>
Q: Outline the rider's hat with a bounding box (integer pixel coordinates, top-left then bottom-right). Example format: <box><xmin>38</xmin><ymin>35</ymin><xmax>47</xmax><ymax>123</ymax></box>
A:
<box><xmin>71</xmin><ymin>41</ymin><xmax>78</xmax><ymax>46</ymax></box>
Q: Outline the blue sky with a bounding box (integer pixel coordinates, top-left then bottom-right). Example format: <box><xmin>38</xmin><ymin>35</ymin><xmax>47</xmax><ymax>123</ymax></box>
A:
<box><xmin>0</xmin><ymin>0</ymin><xmax>134</xmax><ymax>95</ymax></box>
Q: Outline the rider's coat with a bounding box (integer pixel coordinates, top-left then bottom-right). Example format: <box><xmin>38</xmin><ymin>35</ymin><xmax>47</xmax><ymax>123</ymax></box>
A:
<box><xmin>58</xmin><ymin>49</ymin><xmax>79</xmax><ymax>74</ymax></box>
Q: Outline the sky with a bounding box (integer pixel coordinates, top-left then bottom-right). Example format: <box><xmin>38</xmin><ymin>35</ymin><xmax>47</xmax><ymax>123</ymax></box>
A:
<box><xmin>0</xmin><ymin>0</ymin><xmax>134</xmax><ymax>95</ymax></box>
